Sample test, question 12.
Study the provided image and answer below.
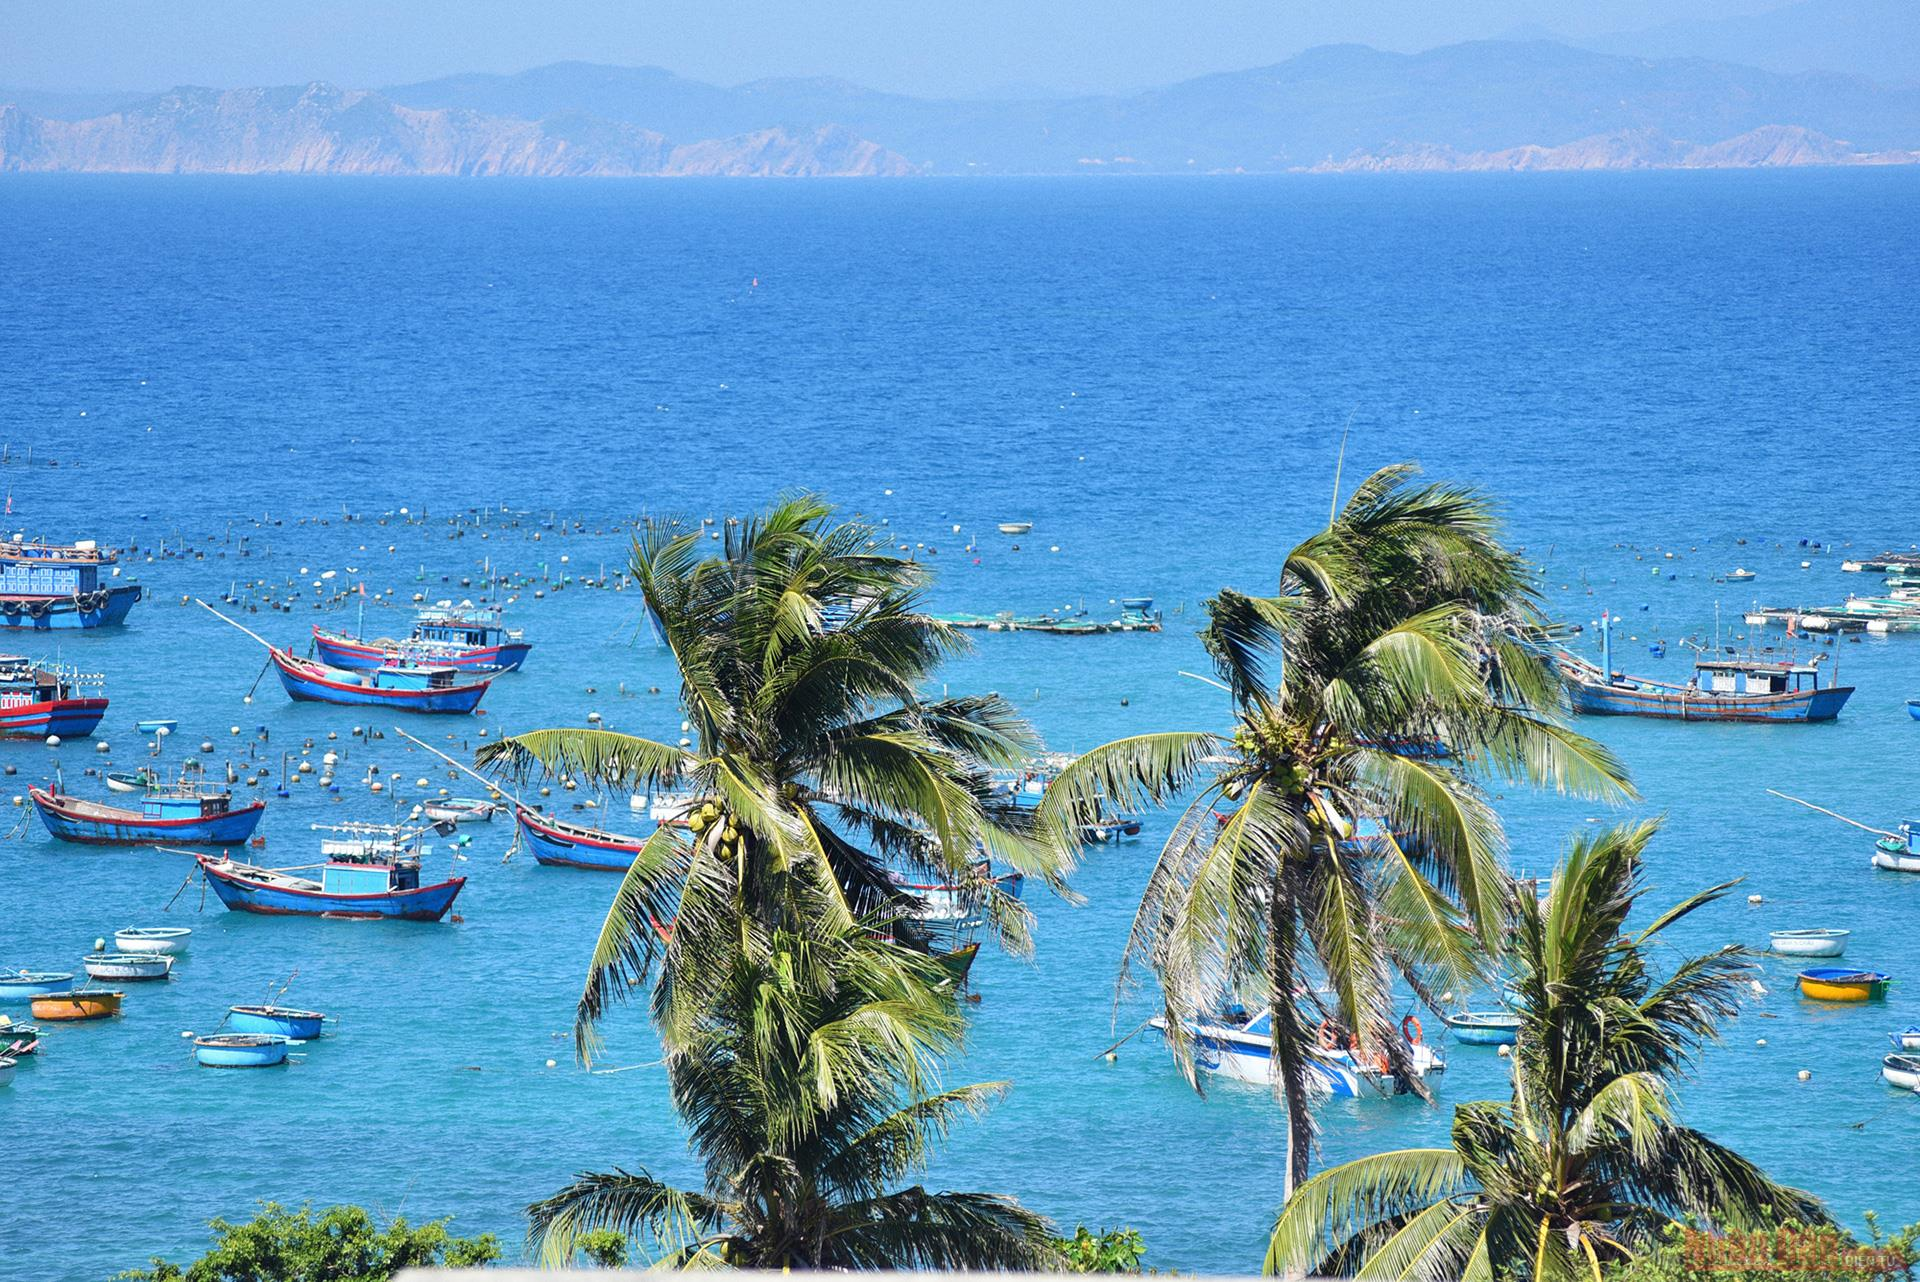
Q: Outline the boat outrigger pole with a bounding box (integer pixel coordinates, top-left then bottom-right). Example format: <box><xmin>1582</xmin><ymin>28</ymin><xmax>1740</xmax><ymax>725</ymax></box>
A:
<box><xmin>194</xmin><ymin>598</ymin><xmax>280</xmax><ymax>653</ymax></box>
<box><xmin>391</xmin><ymin>725</ymin><xmax>520</xmax><ymax>808</ymax></box>
<box><xmin>1766</xmin><ymin>789</ymin><xmax>1899</xmax><ymax>839</ymax></box>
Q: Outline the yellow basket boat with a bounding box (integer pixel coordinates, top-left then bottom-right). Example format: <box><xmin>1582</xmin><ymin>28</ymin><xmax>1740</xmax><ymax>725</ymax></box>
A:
<box><xmin>30</xmin><ymin>989</ymin><xmax>125</xmax><ymax>1021</ymax></box>
<box><xmin>1796</xmin><ymin>968</ymin><xmax>1890</xmax><ymax>1002</ymax></box>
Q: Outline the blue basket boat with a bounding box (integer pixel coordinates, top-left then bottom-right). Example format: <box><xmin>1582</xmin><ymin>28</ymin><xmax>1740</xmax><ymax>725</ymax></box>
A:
<box><xmin>226</xmin><ymin>1005</ymin><xmax>327</xmax><ymax>1040</ymax></box>
<box><xmin>194</xmin><ymin>1033</ymin><xmax>290</xmax><ymax>1068</ymax></box>
<box><xmin>0</xmin><ymin>971</ymin><xmax>74</xmax><ymax>1002</ymax></box>
<box><xmin>515</xmin><ymin>806</ymin><xmax>645</xmax><ymax>871</ymax></box>
<box><xmin>1443</xmin><ymin>1011</ymin><xmax>1523</xmax><ymax>1046</ymax></box>
<box><xmin>0</xmin><ymin>540</ymin><xmax>141</xmax><ymax>630</ymax></box>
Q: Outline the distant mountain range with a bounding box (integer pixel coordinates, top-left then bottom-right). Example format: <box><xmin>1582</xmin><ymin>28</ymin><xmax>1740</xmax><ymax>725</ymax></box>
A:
<box><xmin>4</xmin><ymin>40</ymin><xmax>1919</xmax><ymax>178</ymax></box>
<box><xmin>1578</xmin><ymin>0</ymin><xmax>1917</xmax><ymax>88</ymax></box>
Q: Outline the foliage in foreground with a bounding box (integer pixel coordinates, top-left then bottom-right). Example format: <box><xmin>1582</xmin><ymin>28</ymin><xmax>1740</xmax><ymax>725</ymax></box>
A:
<box><xmin>1042</xmin><ymin>462</ymin><xmax>1633</xmax><ymax>1194</ymax></box>
<box><xmin>1606</xmin><ymin>1214</ymin><xmax>1919</xmax><ymax>1282</ymax></box>
<box><xmin>526</xmin><ymin>922</ymin><xmax>1062</xmax><ymax>1270</ymax></box>
<box><xmin>115</xmin><ymin>1202</ymin><xmax>499</xmax><ymax>1281</ymax></box>
<box><xmin>1267</xmin><ymin>820</ymin><xmax>1828</xmax><ymax>1282</ymax></box>
<box><xmin>1057</xmin><ymin>1224</ymin><xmax>1152</xmax><ymax>1272</ymax></box>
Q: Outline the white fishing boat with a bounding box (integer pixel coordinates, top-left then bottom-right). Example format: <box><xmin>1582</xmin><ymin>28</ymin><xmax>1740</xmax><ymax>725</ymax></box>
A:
<box><xmin>1768</xmin><ymin>928</ymin><xmax>1850</xmax><ymax>958</ymax></box>
<box><xmin>1152</xmin><ymin>1008</ymin><xmax>1444</xmax><ymax>1097</ymax></box>
<box><xmin>1889</xmin><ymin>1027</ymin><xmax>1920</xmax><ymax>1052</ymax></box>
<box><xmin>113</xmin><ymin>927</ymin><xmax>192</xmax><ymax>955</ymax></box>
<box><xmin>1873</xmin><ymin>825</ymin><xmax>1920</xmax><ymax>873</ymax></box>
<box><xmin>82</xmin><ymin>952</ymin><xmax>174</xmax><ymax>981</ymax></box>
<box><xmin>421</xmin><ymin>796</ymin><xmax>497</xmax><ymax>824</ymax></box>
<box><xmin>1881</xmin><ymin>1053</ymin><xmax>1920</xmax><ymax>1091</ymax></box>
<box><xmin>1727</xmin><ymin>568</ymin><xmax>1756</xmax><ymax>582</ymax></box>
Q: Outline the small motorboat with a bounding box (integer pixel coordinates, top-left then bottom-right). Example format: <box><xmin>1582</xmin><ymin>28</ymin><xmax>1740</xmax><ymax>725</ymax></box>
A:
<box><xmin>1442</xmin><ymin>1011</ymin><xmax>1522</xmax><ymax>1046</ymax></box>
<box><xmin>105</xmin><ymin>767</ymin><xmax>159</xmax><ymax>793</ymax></box>
<box><xmin>0</xmin><ymin>1016</ymin><xmax>40</xmax><ymax>1056</ymax></box>
<box><xmin>1080</xmin><ymin>814</ymin><xmax>1143</xmax><ymax>843</ymax></box>
<box><xmin>82</xmin><ymin>953</ymin><xmax>173</xmax><ymax>981</ymax></box>
<box><xmin>135</xmin><ymin>719</ymin><xmax>178</xmax><ymax>735</ymax></box>
<box><xmin>1727</xmin><ymin>568</ymin><xmax>1756</xmax><ymax>582</ymax></box>
<box><xmin>1882</xmin><ymin>1053</ymin><xmax>1920</xmax><ymax>1091</ymax></box>
<box><xmin>422</xmin><ymin>796</ymin><xmax>497</xmax><ymax>824</ymax></box>
<box><xmin>30</xmin><ymin>989</ymin><xmax>124</xmax><ymax>1021</ymax></box>
<box><xmin>1769</xmin><ymin>928</ymin><xmax>1850</xmax><ymax>958</ymax></box>
<box><xmin>226</xmin><ymin>1005</ymin><xmax>326</xmax><ymax>1040</ymax></box>
<box><xmin>1872</xmin><ymin>824</ymin><xmax>1920</xmax><ymax>872</ymax></box>
<box><xmin>194</xmin><ymin>1032</ymin><xmax>290</xmax><ymax>1068</ymax></box>
<box><xmin>997</xmin><ymin>522</ymin><xmax>1033</xmax><ymax>535</ymax></box>
<box><xmin>1889</xmin><ymin>1027</ymin><xmax>1920</xmax><ymax>1051</ymax></box>
<box><xmin>0</xmin><ymin>971</ymin><xmax>75</xmax><ymax>1002</ymax></box>
<box><xmin>114</xmin><ymin>927</ymin><xmax>191</xmax><ymax>955</ymax></box>
<box><xmin>1797</xmin><ymin>967</ymin><xmax>1891</xmax><ymax>1002</ymax></box>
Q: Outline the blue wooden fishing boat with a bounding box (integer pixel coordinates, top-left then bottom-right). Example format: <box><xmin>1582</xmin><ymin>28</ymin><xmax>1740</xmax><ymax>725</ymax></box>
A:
<box><xmin>314</xmin><ymin>601</ymin><xmax>531</xmax><ymax>673</ymax></box>
<box><xmin>1551</xmin><ymin>613</ymin><xmax>1852</xmax><ymax>722</ymax></box>
<box><xmin>29</xmin><ymin>769</ymin><xmax>265</xmax><ymax>846</ymax></box>
<box><xmin>197</xmin><ymin>821</ymin><xmax>465</xmax><ymax>921</ymax></box>
<box><xmin>0</xmin><ymin>539</ymin><xmax>141</xmax><ymax>630</ymax></box>
<box><xmin>0</xmin><ymin>656</ymin><xmax>107</xmax><ymax>738</ymax></box>
<box><xmin>515</xmin><ymin>806</ymin><xmax>645</xmax><ymax>871</ymax></box>
<box><xmin>226</xmin><ymin>1005</ymin><xmax>326</xmax><ymax>1039</ymax></box>
<box><xmin>0</xmin><ymin>971</ymin><xmax>73</xmax><ymax>1002</ymax></box>
<box><xmin>194</xmin><ymin>1032</ymin><xmax>290</xmax><ymax>1068</ymax></box>
<box><xmin>269</xmin><ymin>649</ymin><xmax>491</xmax><ymax>714</ymax></box>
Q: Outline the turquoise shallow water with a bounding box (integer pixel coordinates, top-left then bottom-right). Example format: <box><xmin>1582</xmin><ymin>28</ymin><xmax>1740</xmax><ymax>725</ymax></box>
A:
<box><xmin>2</xmin><ymin>171</ymin><xmax>1919</xmax><ymax>1279</ymax></box>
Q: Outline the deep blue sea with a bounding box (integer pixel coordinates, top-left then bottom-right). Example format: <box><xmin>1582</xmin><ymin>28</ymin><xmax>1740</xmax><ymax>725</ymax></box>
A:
<box><xmin>2</xmin><ymin>171</ymin><xmax>1919</xmax><ymax>1280</ymax></box>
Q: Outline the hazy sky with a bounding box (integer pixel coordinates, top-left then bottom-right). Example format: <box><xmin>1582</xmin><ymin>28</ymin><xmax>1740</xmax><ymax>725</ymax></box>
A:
<box><xmin>4</xmin><ymin>0</ymin><xmax>1785</xmax><ymax>96</ymax></box>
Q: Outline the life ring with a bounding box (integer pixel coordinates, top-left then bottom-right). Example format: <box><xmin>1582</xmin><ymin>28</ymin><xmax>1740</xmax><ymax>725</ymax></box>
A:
<box><xmin>1402</xmin><ymin>1014</ymin><xmax>1423</xmax><ymax>1046</ymax></box>
<box><xmin>1315</xmin><ymin>1020</ymin><xmax>1340</xmax><ymax>1050</ymax></box>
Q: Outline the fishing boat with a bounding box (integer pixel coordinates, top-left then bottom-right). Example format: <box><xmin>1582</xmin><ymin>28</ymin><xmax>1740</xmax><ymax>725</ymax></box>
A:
<box><xmin>1080</xmin><ymin>814</ymin><xmax>1143</xmax><ymax>842</ymax></box>
<box><xmin>0</xmin><ymin>538</ymin><xmax>141</xmax><ymax>630</ymax></box>
<box><xmin>1890</xmin><ymin>1027</ymin><xmax>1920</xmax><ymax>1051</ymax></box>
<box><xmin>197</xmin><ymin>821</ymin><xmax>465</xmax><ymax>921</ymax></box>
<box><xmin>893</xmin><ymin>865</ymin><xmax>1026</xmax><ymax>943</ymax></box>
<box><xmin>515</xmin><ymin>806</ymin><xmax>646</xmax><ymax>871</ymax></box>
<box><xmin>1769</xmin><ymin>928</ymin><xmax>1850</xmax><ymax>958</ymax></box>
<box><xmin>270</xmin><ymin>649</ymin><xmax>491</xmax><ymax>714</ymax></box>
<box><xmin>226</xmin><ymin>1005</ymin><xmax>326</xmax><ymax>1040</ymax></box>
<box><xmin>194</xmin><ymin>1033</ymin><xmax>290</xmax><ymax>1068</ymax></box>
<box><xmin>30</xmin><ymin>989</ymin><xmax>123</xmax><ymax>1021</ymax></box>
<box><xmin>81</xmin><ymin>953</ymin><xmax>173</xmax><ymax>981</ymax></box>
<box><xmin>1727</xmin><ymin>568</ymin><xmax>1756</xmax><ymax>582</ymax></box>
<box><xmin>313</xmin><ymin>601</ymin><xmax>531</xmax><ymax>673</ymax></box>
<box><xmin>105</xmin><ymin>767</ymin><xmax>159</xmax><ymax>793</ymax></box>
<box><xmin>422</xmin><ymin>796</ymin><xmax>497</xmax><ymax>824</ymax></box>
<box><xmin>935</xmin><ymin>942</ymin><xmax>981</xmax><ymax>985</ymax></box>
<box><xmin>1881</xmin><ymin>1054</ymin><xmax>1920</xmax><ymax>1091</ymax></box>
<box><xmin>113</xmin><ymin>927</ymin><xmax>191</xmax><ymax>955</ymax></box>
<box><xmin>1872</xmin><ymin>825</ymin><xmax>1920</xmax><ymax>873</ymax></box>
<box><xmin>1442</xmin><ymin>1011</ymin><xmax>1522</xmax><ymax>1046</ymax></box>
<box><xmin>0</xmin><ymin>655</ymin><xmax>107</xmax><ymax>738</ymax></box>
<box><xmin>0</xmin><ymin>971</ymin><xmax>72</xmax><ymax>1002</ymax></box>
<box><xmin>644</xmin><ymin>789</ymin><xmax>701</xmax><ymax>827</ymax></box>
<box><xmin>0</xmin><ymin>1016</ymin><xmax>40</xmax><ymax>1057</ymax></box>
<box><xmin>1797</xmin><ymin>967</ymin><xmax>1891</xmax><ymax>1002</ymax></box>
<box><xmin>30</xmin><ymin>768</ymin><xmax>265</xmax><ymax>845</ymax></box>
<box><xmin>1157</xmin><ymin>1008</ymin><xmax>1445</xmax><ymax>1095</ymax></box>
<box><xmin>1551</xmin><ymin>614</ymin><xmax>1851</xmax><ymax>722</ymax></box>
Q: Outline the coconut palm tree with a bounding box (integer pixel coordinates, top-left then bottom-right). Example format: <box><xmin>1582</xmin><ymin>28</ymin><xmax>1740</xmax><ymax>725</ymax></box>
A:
<box><xmin>1039</xmin><ymin>464</ymin><xmax>1634</xmax><ymax>1194</ymax></box>
<box><xmin>527</xmin><ymin>922</ymin><xmax>1062</xmax><ymax>1270</ymax></box>
<box><xmin>476</xmin><ymin>495</ymin><xmax>1065</xmax><ymax>1058</ymax></box>
<box><xmin>1265</xmin><ymin>819</ymin><xmax>1828</xmax><ymax>1281</ymax></box>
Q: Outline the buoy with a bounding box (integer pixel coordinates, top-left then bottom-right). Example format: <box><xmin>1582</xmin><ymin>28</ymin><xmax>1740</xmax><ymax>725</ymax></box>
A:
<box><xmin>45</xmin><ymin>734</ymin><xmax>60</xmax><ymax>747</ymax></box>
<box><xmin>95</xmin><ymin>741</ymin><xmax>110</xmax><ymax>753</ymax></box>
<box><xmin>1747</xmin><ymin>893</ymin><xmax>1764</xmax><ymax>905</ymax></box>
<box><xmin>230</xmin><ymin>725</ymin><xmax>241</xmax><ymax>735</ymax></box>
<box><xmin>1797</xmin><ymin>1069</ymin><xmax>1812</xmax><ymax>1081</ymax></box>
<box><xmin>1497</xmin><ymin>1044</ymin><xmax>1512</xmax><ymax>1058</ymax></box>
<box><xmin>545</xmin><ymin>1058</ymin><xmax>557</xmax><ymax>1069</ymax></box>
<box><xmin>93</xmin><ymin>937</ymin><xmax>106</xmax><ymax>951</ymax></box>
<box><xmin>587</xmin><ymin>712</ymin><xmax>602</xmax><ymax>724</ymax></box>
<box><xmin>1756</xmin><ymin>1038</ymin><xmax>1767</xmax><ymax>1046</ymax></box>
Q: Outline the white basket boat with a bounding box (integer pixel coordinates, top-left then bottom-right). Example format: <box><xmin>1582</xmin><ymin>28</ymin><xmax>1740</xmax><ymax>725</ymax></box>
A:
<box><xmin>114</xmin><ymin>927</ymin><xmax>192</xmax><ymax>955</ymax></box>
<box><xmin>82</xmin><ymin>952</ymin><xmax>174</xmax><ymax>981</ymax></box>
<box><xmin>1768</xmin><ymin>928</ymin><xmax>1849</xmax><ymax>958</ymax></box>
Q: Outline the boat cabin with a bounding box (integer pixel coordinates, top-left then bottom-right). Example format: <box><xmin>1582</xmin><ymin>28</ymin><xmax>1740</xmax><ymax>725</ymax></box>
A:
<box><xmin>370</xmin><ymin>663</ymin><xmax>465</xmax><ymax>691</ymax></box>
<box><xmin>143</xmin><ymin>790</ymin><xmax>233</xmax><ymax>820</ymax></box>
<box><xmin>318</xmin><ymin>835</ymin><xmax>424</xmax><ymax>894</ymax></box>
<box><xmin>1692</xmin><ymin>658</ymin><xmax>1828</xmax><ymax>695</ymax></box>
<box><xmin>0</xmin><ymin>657</ymin><xmax>89</xmax><ymax>706</ymax></box>
<box><xmin>0</xmin><ymin>539</ymin><xmax>113</xmax><ymax>596</ymax></box>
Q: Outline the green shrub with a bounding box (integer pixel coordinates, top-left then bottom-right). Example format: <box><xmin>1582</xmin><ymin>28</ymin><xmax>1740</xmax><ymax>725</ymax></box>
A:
<box><xmin>115</xmin><ymin>1202</ymin><xmax>500</xmax><ymax>1281</ymax></box>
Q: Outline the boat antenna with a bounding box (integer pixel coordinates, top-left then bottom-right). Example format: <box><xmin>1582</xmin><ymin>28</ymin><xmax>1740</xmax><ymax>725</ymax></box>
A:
<box><xmin>391</xmin><ymin>725</ymin><xmax>522</xmax><ymax>811</ymax></box>
<box><xmin>193</xmin><ymin>598</ymin><xmax>279</xmax><ymax>653</ymax></box>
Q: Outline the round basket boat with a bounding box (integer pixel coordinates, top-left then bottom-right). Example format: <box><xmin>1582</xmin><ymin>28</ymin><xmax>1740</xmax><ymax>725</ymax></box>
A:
<box><xmin>82</xmin><ymin>953</ymin><xmax>174</xmax><ymax>981</ymax></box>
<box><xmin>1797</xmin><ymin>968</ymin><xmax>1891</xmax><ymax>1002</ymax></box>
<box><xmin>1769</xmin><ymin>928</ymin><xmax>1850</xmax><ymax>958</ymax></box>
<box><xmin>113</xmin><ymin>928</ymin><xmax>192</xmax><ymax>956</ymax></box>
<box><xmin>226</xmin><ymin>1005</ymin><xmax>327</xmax><ymax>1040</ymax></box>
<box><xmin>1443</xmin><ymin>1011</ymin><xmax>1522</xmax><ymax>1046</ymax></box>
<box><xmin>194</xmin><ymin>1033</ymin><xmax>290</xmax><ymax>1068</ymax></box>
<box><xmin>0</xmin><ymin>971</ymin><xmax>75</xmax><ymax>1002</ymax></box>
<box><xmin>0</xmin><ymin>1019</ymin><xmax>42</xmax><ymax>1056</ymax></box>
<box><xmin>30</xmin><ymin>990</ymin><xmax>124</xmax><ymax>1021</ymax></box>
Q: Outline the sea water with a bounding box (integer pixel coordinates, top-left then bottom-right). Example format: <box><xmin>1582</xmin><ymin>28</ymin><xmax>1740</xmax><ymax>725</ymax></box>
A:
<box><xmin>1</xmin><ymin>171</ymin><xmax>1918</xmax><ymax>1279</ymax></box>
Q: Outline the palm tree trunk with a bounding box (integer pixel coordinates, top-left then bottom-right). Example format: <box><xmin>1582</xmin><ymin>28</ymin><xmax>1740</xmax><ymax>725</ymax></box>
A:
<box><xmin>1267</xmin><ymin>863</ymin><xmax>1314</xmax><ymax>1202</ymax></box>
